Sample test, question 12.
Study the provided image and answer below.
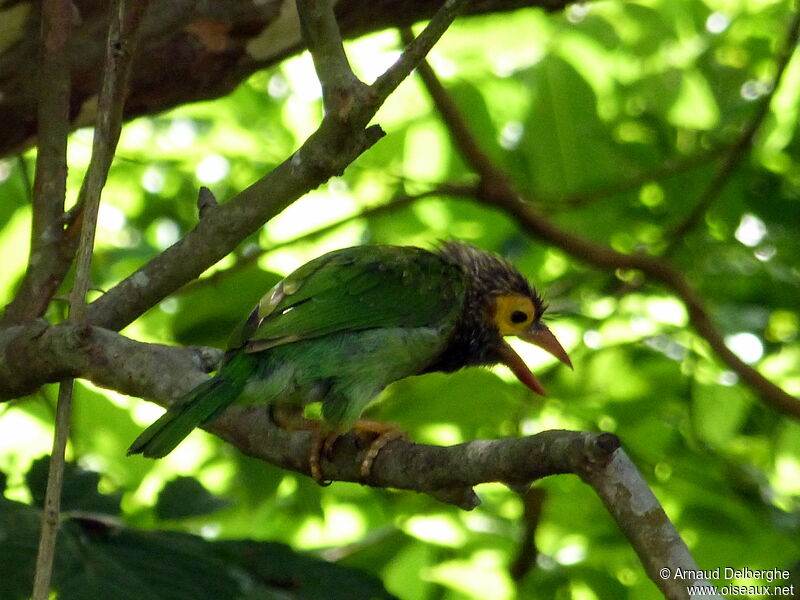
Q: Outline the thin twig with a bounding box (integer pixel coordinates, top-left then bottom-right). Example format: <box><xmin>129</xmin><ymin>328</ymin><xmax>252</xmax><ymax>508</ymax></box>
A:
<box><xmin>70</xmin><ymin>0</ymin><xmax>149</xmax><ymax>321</ymax></box>
<box><xmin>177</xmin><ymin>184</ymin><xmax>474</xmax><ymax>296</ymax></box>
<box><xmin>372</xmin><ymin>0</ymin><xmax>470</xmax><ymax>108</ymax></box>
<box><xmin>408</xmin><ymin>32</ymin><xmax>800</xmax><ymax>419</ymax></box>
<box><xmin>663</xmin><ymin>9</ymin><xmax>800</xmax><ymax>255</ymax></box>
<box><xmin>543</xmin><ymin>144</ymin><xmax>731</xmax><ymax>210</ymax></box>
<box><xmin>296</xmin><ymin>0</ymin><xmax>364</xmax><ymax>117</ymax></box>
<box><xmin>31</xmin><ymin>2</ymin><xmax>148</xmax><ymax>598</ymax></box>
<box><xmin>30</xmin><ymin>384</ymin><xmax>73</xmax><ymax>600</ymax></box>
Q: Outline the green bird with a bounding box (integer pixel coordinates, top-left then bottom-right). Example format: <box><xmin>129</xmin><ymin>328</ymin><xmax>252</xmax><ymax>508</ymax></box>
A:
<box><xmin>127</xmin><ymin>242</ymin><xmax>572</xmax><ymax>480</ymax></box>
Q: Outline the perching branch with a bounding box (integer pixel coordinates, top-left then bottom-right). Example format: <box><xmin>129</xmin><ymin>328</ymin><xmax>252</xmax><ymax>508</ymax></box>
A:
<box><xmin>0</xmin><ymin>319</ymin><xmax>707</xmax><ymax>599</ymax></box>
<box><xmin>84</xmin><ymin>0</ymin><xmax>471</xmax><ymax>332</ymax></box>
<box><xmin>406</xmin><ymin>29</ymin><xmax>800</xmax><ymax>420</ymax></box>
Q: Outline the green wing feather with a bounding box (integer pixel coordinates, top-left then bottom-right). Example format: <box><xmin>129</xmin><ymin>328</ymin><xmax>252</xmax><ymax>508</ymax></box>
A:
<box><xmin>126</xmin><ymin>378</ymin><xmax>236</xmax><ymax>458</ymax></box>
<box><xmin>230</xmin><ymin>246</ymin><xmax>466</xmax><ymax>353</ymax></box>
<box><xmin>130</xmin><ymin>245</ymin><xmax>466</xmax><ymax>457</ymax></box>
<box><xmin>127</xmin><ymin>353</ymin><xmax>256</xmax><ymax>457</ymax></box>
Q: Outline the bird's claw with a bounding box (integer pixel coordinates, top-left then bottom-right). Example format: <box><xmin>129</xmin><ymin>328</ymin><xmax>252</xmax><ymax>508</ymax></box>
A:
<box><xmin>352</xmin><ymin>420</ymin><xmax>409</xmax><ymax>480</ymax></box>
<box><xmin>360</xmin><ymin>428</ymin><xmax>408</xmax><ymax>479</ymax></box>
<box><xmin>308</xmin><ymin>420</ymin><xmax>409</xmax><ymax>483</ymax></box>
<box><xmin>309</xmin><ymin>430</ymin><xmax>338</xmax><ymax>485</ymax></box>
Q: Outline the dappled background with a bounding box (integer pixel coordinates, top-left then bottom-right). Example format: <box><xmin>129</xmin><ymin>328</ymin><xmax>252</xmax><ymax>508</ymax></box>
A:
<box><xmin>1</xmin><ymin>0</ymin><xmax>799</xmax><ymax>598</ymax></box>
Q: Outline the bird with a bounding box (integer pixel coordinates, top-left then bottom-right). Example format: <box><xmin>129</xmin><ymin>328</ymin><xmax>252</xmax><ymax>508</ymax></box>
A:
<box><xmin>127</xmin><ymin>241</ymin><xmax>572</xmax><ymax>481</ymax></box>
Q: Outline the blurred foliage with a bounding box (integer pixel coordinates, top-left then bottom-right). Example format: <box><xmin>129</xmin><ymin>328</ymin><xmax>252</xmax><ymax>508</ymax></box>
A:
<box><xmin>0</xmin><ymin>460</ymin><xmax>393</xmax><ymax>600</ymax></box>
<box><xmin>1</xmin><ymin>0</ymin><xmax>800</xmax><ymax>598</ymax></box>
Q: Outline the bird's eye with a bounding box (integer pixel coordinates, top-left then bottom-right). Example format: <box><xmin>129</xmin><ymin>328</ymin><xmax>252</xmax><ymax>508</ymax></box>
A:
<box><xmin>510</xmin><ymin>310</ymin><xmax>529</xmax><ymax>324</ymax></box>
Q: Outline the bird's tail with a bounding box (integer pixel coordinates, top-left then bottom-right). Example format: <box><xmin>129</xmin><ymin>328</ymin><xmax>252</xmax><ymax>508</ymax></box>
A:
<box><xmin>127</xmin><ymin>375</ymin><xmax>242</xmax><ymax>458</ymax></box>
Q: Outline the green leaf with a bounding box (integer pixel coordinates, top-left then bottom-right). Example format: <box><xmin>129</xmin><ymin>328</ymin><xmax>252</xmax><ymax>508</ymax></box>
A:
<box><xmin>214</xmin><ymin>540</ymin><xmax>397</xmax><ymax>600</ymax></box>
<box><xmin>0</xmin><ymin>496</ymin><xmax>396</xmax><ymax>600</ymax></box>
<box><xmin>519</xmin><ymin>55</ymin><xmax>625</xmax><ymax>196</ymax></box>
<box><xmin>692</xmin><ymin>384</ymin><xmax>751</xmax><ymax>448</ymax></box>
<box><xmin>26</xmin><ymin>456</ymin><xmax>121</xmax><ymax>516</ymax></box>
<box><xmin>155</xmin><ymin>476</ymin><xmax>233</xmax><ymax>520</ymax></box>
<box><xmin>0</xmin><ymin>498</ymin><xmax>42</xmax><ymax>600</ymax></box>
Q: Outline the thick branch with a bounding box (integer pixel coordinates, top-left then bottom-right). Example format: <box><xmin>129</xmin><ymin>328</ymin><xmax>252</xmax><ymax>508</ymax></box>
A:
<box><xmin>85</xmin><ymin>0</ymin><xmax>470</xmax><ymax>332</ymax></box>
<box><xmin>0</xmin><ymin>1</ymin><xmax>576</xmax><ymax>159</ymax></box>
<box><xmin>0</xmin><ymin>320</ymin><xmax>705</xmax><ymax>597</ymax></box>
<box><xmin>409</xmin><ymin>38</ymin><xmax>800</xmax><ymax>419</ymax></box>
<box><xmin>580</xmin><ymin>449</ymin><xmax>721</xmax><ymax>599</ymax></box>
<box><xmin>0</xmin><ymin>321</ymin><xmax>220</xmax><ymax>403</ymax></box>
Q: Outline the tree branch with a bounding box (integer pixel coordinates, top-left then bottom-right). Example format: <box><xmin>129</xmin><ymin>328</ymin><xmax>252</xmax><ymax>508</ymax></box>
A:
<box><xmin>406</xmin><ymin>29</ymin><xmax>800</xmax><ymax>419</ymax></box>
<box><xmin>84</xmin><ymin>0</ymin><xmax>471</xmax><ymax>332</ymax></box>
<box><xmin>296</xmin><ymin>0</ymin><xmax>365</xmax><ymax>117</ymax></box>
<box><xmin>1</xmin><ymin>0</ymin><xmax>74</xmax><ymax>326</ymax></box>
<box><xmin>0</xmin><ymin>1</ymin><xmax>578</xmax><ymax>159</ymax></box>
<box><xmin>372</xmin><ymin>0</ymin><xmax>470</xmax><ymax>106</ymax></box>
<box><xmin>177</xmin><ymin>184</ymin><xmax>473</xmax><ymax>296</ymax></box>
<box><xmin>509</xmin><ymin>487</ymin><xmax>545</xmax><ymax>580</ymax></box>
<box><xmin>71</xmin><ymin>0</ymin><xmax>149</xmax><ymax>323</ymax></box>
<box><xmin>0</xmin><ymin>321</ymin><xmax>220</xmax><ymax>403</ymax></box>
<box><xmin>662</xmin><ymin>9</ymin><xmax>800</xmax><ymax>255</ymax></box>
<box><xmin>26</xmin><ymin>3</ymin><xmax>76</xmax><ymax>597</ymax></box>
<box><xmin>0</xmin><ymin>324</ymin><xmax>705</xmax><ymax>598</ymax></box>
<box><xmin>543</xmin><ymin>144</ymin><xmax>731</xmax><ymax>211</ymax></box>
<box><xmin>31</xmin><ymin>3</ymin><xmax>149</xmax><ymax>597</ymax></box>
<box><xmin>580</xmin><ymin>449</ymin><xmax>722</xmax><ymax>599</ymax></box>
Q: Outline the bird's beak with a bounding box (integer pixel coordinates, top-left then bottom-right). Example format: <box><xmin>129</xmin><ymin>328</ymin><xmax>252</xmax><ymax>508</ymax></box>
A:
<box><xmin>497</xmin><ymin>322</ymin><xmax>572</xmax><ymax>396</ymax></box>
<box><xmin>519</xmin><ymin>322</ymin><xmax>573</xmax><ymax>370</ymax></box>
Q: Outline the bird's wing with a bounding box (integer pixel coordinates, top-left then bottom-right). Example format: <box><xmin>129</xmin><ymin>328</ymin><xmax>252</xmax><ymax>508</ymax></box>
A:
<box><xmin>228</xmin><ymin>246</ymin><xmax>466</xmax><ymax>352</ymax></box>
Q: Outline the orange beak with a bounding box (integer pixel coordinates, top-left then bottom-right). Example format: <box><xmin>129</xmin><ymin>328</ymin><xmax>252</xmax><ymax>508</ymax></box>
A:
<box><xmin>497</xmin><ymin>322</ymin><xmax>572</xmax><ymax>396</ymax></box>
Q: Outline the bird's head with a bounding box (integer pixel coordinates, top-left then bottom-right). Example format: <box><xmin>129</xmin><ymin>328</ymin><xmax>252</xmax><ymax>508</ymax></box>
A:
<box><xmin>438</xmin><ymin>241</ymin><xmax>572</xmax><ymax>395</ymax></box>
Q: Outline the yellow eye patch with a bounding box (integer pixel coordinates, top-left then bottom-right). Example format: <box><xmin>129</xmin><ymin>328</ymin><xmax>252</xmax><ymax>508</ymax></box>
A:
<box><xmin>493</xmin><ymin>295</ymin><xmax>536</xmax><ymax>335</ymax></box>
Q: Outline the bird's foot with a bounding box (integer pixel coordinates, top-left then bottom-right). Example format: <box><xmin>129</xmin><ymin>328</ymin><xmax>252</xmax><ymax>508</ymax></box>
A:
<box><xmin>308</xmin><ymin>429</ymin><xmax>340</xmax><ymax>485</ymax></box>
<box><xmin>351</xmin><ymin>419</ymin><xmax>409</xmax><ymax>479</ymax></box>
<box><xmin>270</xmin><ymin>405</ymin><xmax>332</xmax><ymax>484</ymax></box>
<box><xmin>270</xmin><ymin>403</ymin><xmax>317</xmax><ymax>430</ymax></box>
<box><xmin>270</xmin><ymin>407</ymin><xmax>407</xmax><ymax>483</ymax></box>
